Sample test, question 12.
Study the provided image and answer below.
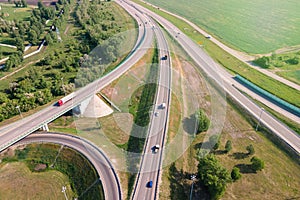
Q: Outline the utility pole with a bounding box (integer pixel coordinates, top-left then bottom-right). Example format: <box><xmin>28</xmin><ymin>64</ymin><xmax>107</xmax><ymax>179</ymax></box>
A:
<box><xmin>15</xmin><ymin>105</ymin><xmax>23</xmax><ymax>118</ymax></box>
<box><xmin>189</xmin><ymin>175</ymin><xmax>196</xmax><ymax>200</ymax></box>
<box><xmin>62</xmin><ymin>186</ymin><xmax>68</xmax><ymax>200</ymax></box>
<box><xmin>255</xmin><ymin>107</ymin><xmax>265</xmax><ymax>131</ymax></box>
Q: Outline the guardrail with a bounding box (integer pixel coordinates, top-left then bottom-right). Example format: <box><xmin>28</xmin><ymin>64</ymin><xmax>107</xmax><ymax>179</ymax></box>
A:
<box><xmin>235</xmin><ymin>75</ymin><xmax>300</xmax><ymax>117</ymax></box>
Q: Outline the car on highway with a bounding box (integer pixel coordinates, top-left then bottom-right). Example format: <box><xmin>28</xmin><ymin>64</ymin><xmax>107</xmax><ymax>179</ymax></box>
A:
<box><xmin>152</xmin><ymin>144</ymin><xmax>160</xmax><ymax>153</ymax></box>
<box><xmin>155</xmin><ymin>112</ymin><xmax>159</xmax><ymax>117</ymax></box>
<box><xmin>160</xmin><ymin>102</ymin><xmax>166</xmax><ymax>109</ymax></box>
<box><xmin>147</xmin><ymin>181</ymin><xmax>153</xmax><ymax>188</ymax></box>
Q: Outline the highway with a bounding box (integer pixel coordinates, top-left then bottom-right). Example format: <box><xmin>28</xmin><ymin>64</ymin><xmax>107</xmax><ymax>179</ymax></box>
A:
<box><xmin>0</xmin><ymin>5</ymin><xmax>155</xmax><ymax>200</ymax></box>
<box><xmin>124</xmin><ymin>0</ymin><xmax>300</xmax><ymax>156</ymax></box>
<box><xmin>129</xmin><ymin>12</ymin><xmax>172</xmax><ymax>200</ymax></box>
<box><xmin>0</xmin><ymin>6</ymin><xmax>154</xmax><ymax>153</ymax></box>
<box><xmin>1</xmin><ymin>1</ymin><xmax>299</xmax><ymax>200</ymax></box>
<box><xmin>14</xmin><ymin>132</ymin><xmax>121</xmax><ymax>200</ymax></box>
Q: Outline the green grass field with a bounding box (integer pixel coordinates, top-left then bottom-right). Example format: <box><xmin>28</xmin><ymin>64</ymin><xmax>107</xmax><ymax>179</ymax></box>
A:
<box><xmin>277</xmin><ymin>70</ymin><xmax>300</xmax><ymax>85</ymax></box>
<box><xmin>0</xmin><ymin>46</ymin><xmax>16</xmax><ymax>59</ymax></box>
<box><xmin>144</xmin><ymin>0</ymin><xmax>300</xmax><ymax>54</ymax></box>
<box><xmin>0</xmin><ymin>162</ymin><xmax>73</xmax><ymax>200</ymax></box>
<box><xmin>0</xmin><ymin>3</ymin><xmax>32</xmax><ymax>21</ymax></box>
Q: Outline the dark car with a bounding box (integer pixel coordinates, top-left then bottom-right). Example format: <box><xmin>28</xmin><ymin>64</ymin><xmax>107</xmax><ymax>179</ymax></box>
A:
<box><xmin>147</xmin><ymin>181</ymin><xmax>153</xmax><ymax>188</ymax></box>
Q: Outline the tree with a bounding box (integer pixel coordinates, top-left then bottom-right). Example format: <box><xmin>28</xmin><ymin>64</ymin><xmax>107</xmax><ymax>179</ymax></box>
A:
<box><xmin>37</xmin><ymin>0</ymin><xmax>44</xmax><ymax>9</ymax></box>
<box><xmin>45</xmin><ymin>34</ymin><xmax>53</xmax><ymax>46</ymax></box>
<box><xmin>0</xmin><ymin>92</ymin><xmax>8</xmax><ymax>104</ymax></box>
<box><xmin>198</xmin><ymin>154</ymin><xmax>231</xmax><ymax>200</ymax></box>
<box><xmin>15</xmin><ymin>36</ymin><xmax>24</xmax><ymax>52</ymax></box>
<box><xmin>231</xmin><ymin>167</ymin><xmax>241</xmax><ymax>181</ymax></box>
<box><xmin>225</xmin><ymin>140</ymin><xmax>232</xmax><ymax>153</ymax></box>
<box><xmin>195</xmin><ymin>109</ymin><xmax>210</xmax><ymax>133</ymax></box>
<box><xmin>251</xmin><ymin>157</ymin><xmax>265</xmax><ymax>172</ymax></box>
<box><xmin>21</xmin><ymin>0</ymin><xmax>27</xmax><ymax>7</ymax></box>
<box><xmin>253</xmin><ymin>56</ymin><xmax>270</xmax><ymax>68</ymax></box>
<box><xmin>28</xmin><ymin>29</ymin><xmax>39</xmax><ymax>45</ymax></box>
<box><xmin>246</xmin><ymin>144</ymin><xmax>255</xmax><ymax>155</ymax></box>
<box><xmin>5</xmin><ymin>53</ymin><xmax>21</xmax><ymax>71</ymax></box>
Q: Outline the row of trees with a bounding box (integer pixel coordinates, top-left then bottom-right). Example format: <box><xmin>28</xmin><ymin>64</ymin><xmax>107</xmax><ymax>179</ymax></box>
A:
<box><xmin>253</xmin><ymin>53</ymin><xmax>299</xmax><ymax>69</ymax></box>
<box><xmin>193</xmin><ymin>108</ymin><xmax>265</xmax><ymax>199</ymax></box>
<box><xmin>13</xmin><ymin>0</ymin><xmax>27</xmax><ymax>7</ymax></box>
<box><xmin>196</xmin><ymin>141</ymin><xmax>265</xmax><ymax>199</ymax></box>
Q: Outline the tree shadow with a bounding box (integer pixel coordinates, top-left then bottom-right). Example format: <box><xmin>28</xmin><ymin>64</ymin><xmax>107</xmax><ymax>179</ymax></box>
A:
<box><xmin>194</xmin><ymin>142</ymin><xmax>204</xmax><ymax>149</ymax></box>
<box><xmin>168</xmin><ymin>163</ymin><xmax>209</xmax><ymax>200</ymax></box>
<box><xmin>194</xmin><ymin>141</ymin><xmax>216</xmax><ymax>151</ymax></box>
<box><xmin>182</xmin><ymin>114</ymin><xmax>198</xmax><ymax>135</ymax></box>
<box><xmin>169</xmin><ymin>163</ymin><xmax>189</xmax><ymax>200</ymax></box>
<box><xmin>214</xmin><ymin>150</ymin><xmax>227</xmax><ymax>155</ymax></box>
<box><xmin>230</xmin><ymin>152</ymin><xmax>249</xmax><ymax>159</ymax></box>
<box><xmin>235</xmin><ymin>164</ymin><xmax>255</xmax><ymax>174</ymax></box>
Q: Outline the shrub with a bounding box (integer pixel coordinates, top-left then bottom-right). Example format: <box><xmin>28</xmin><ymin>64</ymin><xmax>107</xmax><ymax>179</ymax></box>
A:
<box><xmin>231</xmin><ymin>167</ymin><xmax>241</xmax><ymax>181</ymax></box>
<box><xmin>251</xmin><ymin>156</ymin><xmax>265</xmax><ymax>172</ymax></box>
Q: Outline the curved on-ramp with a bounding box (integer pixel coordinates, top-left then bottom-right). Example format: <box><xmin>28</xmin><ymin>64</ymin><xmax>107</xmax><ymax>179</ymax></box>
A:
<box><xmin>15</xmin><ymin>132</ymin><xmax>122</xmax><ymax>200</ymax></box>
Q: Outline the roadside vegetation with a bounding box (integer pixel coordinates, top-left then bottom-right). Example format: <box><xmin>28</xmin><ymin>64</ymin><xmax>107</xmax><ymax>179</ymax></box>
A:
<box><xmin>253</xmin><ymin>51</ymin><xmax>300</xmax><ymax>85</ymax></box>
<box><xmin>158</xmin><ymin>31</ymin><xmax>300</xmax><ymax>199</ymax></box>
<box><xmin>0</xmin><ymin>0</ymin><xmax>136</xmax><ymax>123</ymax></box>
<box><xmin>159</xmin><ymin>94</ymin><xmax>300</xmax><ymax>200</ymax></box>
<box><xmin>0</xmin><ymin>143</ymin><xmax>104</xmax><ymax>199</ymax></box>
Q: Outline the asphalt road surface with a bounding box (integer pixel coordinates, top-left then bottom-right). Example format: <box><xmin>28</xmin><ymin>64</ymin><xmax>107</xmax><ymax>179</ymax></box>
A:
<box><xmin>0</xmin><ymin>6</ymin><xmax>155</xmax><ymax>200</ymax></box>
<box><xmin>0</xmin><ymin>7</ymin><xmax>154</xmax><ymax>153</ymax></box>
<box><xmin>15</xmin><ymin>132</ymin><xmax>121</xmax><ymax>200</ymax></box>
<box><xmin>127</xmin><ymin>11</ymin><xmax>172</xmax><ymax>200</ymax></box>
<box><xmin>125</xmin><ymin>0</ymin><xmax>300</xmax><ymax>160</ymax></box>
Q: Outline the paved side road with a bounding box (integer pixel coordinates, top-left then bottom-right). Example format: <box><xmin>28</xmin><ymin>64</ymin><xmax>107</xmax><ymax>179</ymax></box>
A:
<box><xmin>15</xmin><ymin>132</ymin><xmax>122</xmax><ymax>200</ymax></box>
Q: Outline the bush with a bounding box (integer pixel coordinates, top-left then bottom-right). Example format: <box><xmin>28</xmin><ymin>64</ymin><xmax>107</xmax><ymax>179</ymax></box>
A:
<box><xmin>253</xmin><ymin>56</ymin><xmax>270</xmax><ymax>68</ymax></box>
<box><xmin>225</xmin><ymin>140</ymin><xmax>232</xmax><ymax>153</ymax></box>
<box><xmin>246</xmin><ymin>144</ymin><xmax>255</xmax><ymax>155</ymax></box>
<box><xmin>198</xmin><ymin>154</ymin><xmax>231</xmax><ymax>200</ymax></box>
<box><xmin>209</xmin><ymin>135</ymin><xmax>220</xmax><ymax>151</ymax></box>
<box><xmin>231</xmin><ymin>167</ymin><xmax>241</xmax><ymax>181</ymax></box>
<box><xmin>251</xmin><ymin>156</ymin><xmax>265</xmax><ymax>172</ymax></box>
<box><xmin>196</xmin><ymin>109</ymin><xmax>210</xmax><ymax>133</ymax></box>
<box><xmin>285</xmin><ymin>57</ymin><xmax>299</xmax><ymax>65</ymax></box>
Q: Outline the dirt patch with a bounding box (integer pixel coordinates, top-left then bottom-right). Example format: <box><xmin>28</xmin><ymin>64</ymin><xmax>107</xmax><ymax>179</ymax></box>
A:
<box><xmin>34</xmin><ymin>163</ymin><xmax>47</xmax><ymax>171</ymax></box>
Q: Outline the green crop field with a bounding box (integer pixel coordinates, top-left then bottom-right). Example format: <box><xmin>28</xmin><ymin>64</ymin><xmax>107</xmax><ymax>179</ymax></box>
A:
<box><xmin>144</xmin><ymin>0</ymin><xmax>300</xmax><ymax>54</ymax></box>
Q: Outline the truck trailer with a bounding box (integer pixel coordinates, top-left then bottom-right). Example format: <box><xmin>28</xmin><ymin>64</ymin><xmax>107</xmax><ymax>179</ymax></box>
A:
<box><xmin>57</xmin><ymin>92</ymin><xmax>75</xmax><ymax>106</ymax></box>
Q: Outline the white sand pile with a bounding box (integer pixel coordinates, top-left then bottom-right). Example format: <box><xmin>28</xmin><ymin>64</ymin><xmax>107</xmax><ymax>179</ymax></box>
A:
<box><xmin>82</xmin><ymin>95</ymin><xmax>113</xmax><ymax>118</ymax></box>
